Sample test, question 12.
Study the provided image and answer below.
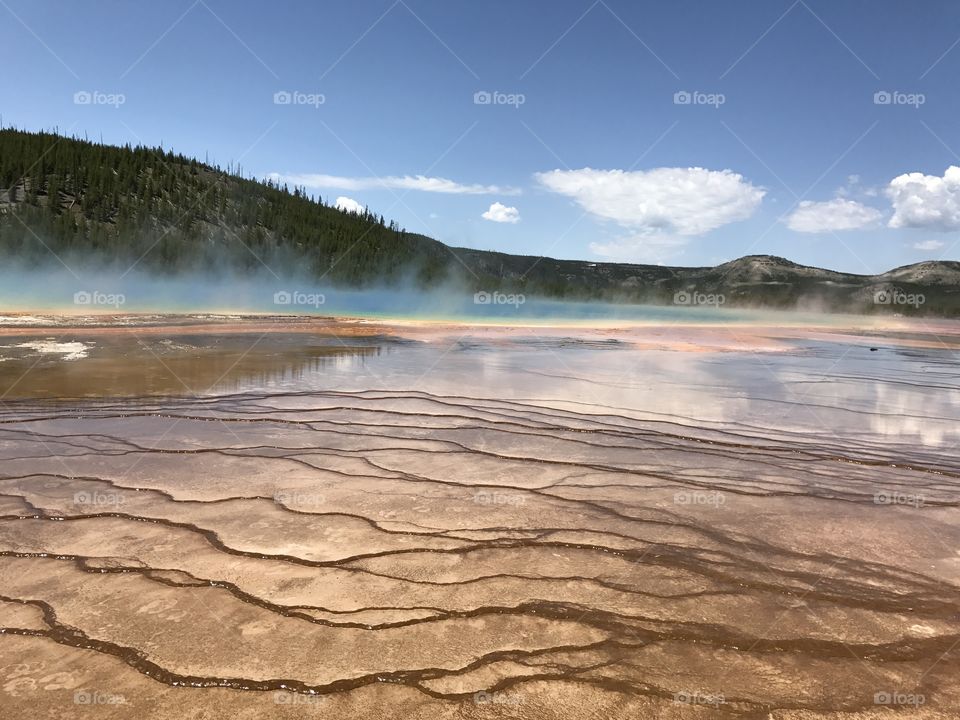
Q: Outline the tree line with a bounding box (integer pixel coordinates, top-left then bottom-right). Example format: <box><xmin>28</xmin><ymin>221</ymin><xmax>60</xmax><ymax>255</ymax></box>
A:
<box><xmin>0</xmin><ymin>128</ymin><xmax>455</xmax><ymax>285</ymax></box>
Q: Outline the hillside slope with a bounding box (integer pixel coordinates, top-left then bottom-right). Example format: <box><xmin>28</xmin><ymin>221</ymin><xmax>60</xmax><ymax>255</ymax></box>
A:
<box><xmin>0</xmin><ymin>129</ymin><xmax>957</xmax><ymax>315</ymax></box>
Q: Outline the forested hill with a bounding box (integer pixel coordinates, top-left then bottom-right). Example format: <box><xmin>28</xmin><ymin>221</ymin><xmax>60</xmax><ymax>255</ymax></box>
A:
<box><xmin>0</xmin><ymin>128</ymin><xmax>456</xmax><ymax>286</ymax></box>
<box><xmin>1</xmin><ymin>128</ymin><xmax>958</xmax><ymax>315</ymax></box>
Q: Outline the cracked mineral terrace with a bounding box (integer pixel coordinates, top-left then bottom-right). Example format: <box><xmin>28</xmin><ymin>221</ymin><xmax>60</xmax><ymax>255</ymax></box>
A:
<box><xmin>0</xmin><ymin>315</ymin><xmax>958</xmax><ymax>719</ymax></box>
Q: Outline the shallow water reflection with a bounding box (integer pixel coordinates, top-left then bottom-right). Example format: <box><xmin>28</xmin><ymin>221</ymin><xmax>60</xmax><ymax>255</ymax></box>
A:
<box><xmin>1</xmin><ymin>328</ymin><xmax>957</xmax><ymax>451</ymax></box>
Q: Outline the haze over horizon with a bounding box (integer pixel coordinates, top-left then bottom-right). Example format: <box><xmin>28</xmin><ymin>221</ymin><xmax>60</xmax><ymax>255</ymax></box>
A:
<box><xmin>3</xmin><ymin>0</ymin><xmax>960</xmax><ymax>273</ymax></box>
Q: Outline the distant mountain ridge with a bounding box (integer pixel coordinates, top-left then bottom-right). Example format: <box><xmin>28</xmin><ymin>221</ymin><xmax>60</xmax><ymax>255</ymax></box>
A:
<box><xmin>446</xmin><ymin>250</ymin><xmax>959</xmax><ymax>315</ymax></box>
<box><xmin>0</xmin><ymin>129</ymin><xmax>957</xmax><ymax>316</ymax></box>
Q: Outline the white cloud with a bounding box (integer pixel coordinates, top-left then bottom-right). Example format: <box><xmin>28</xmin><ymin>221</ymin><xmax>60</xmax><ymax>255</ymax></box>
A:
<box><xmin>836</xmin><ymin>174</ymin><xmax>872</xmax><ymax>198</ymax></box>
<box><xmin>334</xmin><ymin>196</ymin><xmax>364</xmax><ymax>214</ymax></box>
<box><xmin>912</xmin><ymin>239</ymin><xmax>945</xmax><ymax>251</ymax></box>
<box><xmin>268</xmin><ymin>172</ymin><xmax>519</xmax><ymax>196</ymax></box>
<box><xmin>535</xmin><ymin>167</ymin><xmax>765</xmax><ymax>236</ymax></box>
<box><xmin>481</xmin><ymin>202</ymin><xmax>520</xmax><ymax>224</ymax></box>
<box><xmin>887</xmin><ymin>166</ymin><xmax>960</xmax><ymax>230</ymax></box>
<box><xmin>785</xmin><ymin>198</ymin><xmax>882</xmax><ymax>233</ymax></box>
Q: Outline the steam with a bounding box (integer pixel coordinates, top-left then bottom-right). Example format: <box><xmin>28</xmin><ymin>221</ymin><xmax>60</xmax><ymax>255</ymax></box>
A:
<box><xmin>0</xmin><ymin>257</ymin><xmax>740</xmax><ymax>323</ymax></box>
<box><xmin>0</xmin><ymin>249</ymin><xmax>923</xmax><ymax>323</ymax></box>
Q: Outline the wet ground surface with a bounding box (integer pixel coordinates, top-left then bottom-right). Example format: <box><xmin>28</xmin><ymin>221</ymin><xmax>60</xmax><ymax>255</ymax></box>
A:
<box><xmin>0</xmin><ymin>316</ymin><xmax>958</xmax><ymax>718</ymax></box>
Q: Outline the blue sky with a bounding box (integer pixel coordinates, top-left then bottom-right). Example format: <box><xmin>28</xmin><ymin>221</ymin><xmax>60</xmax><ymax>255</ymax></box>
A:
<box><xmin>2</xmin><ymin>0</ymin><xmax>960</xmax><ymax>272</ymax></box>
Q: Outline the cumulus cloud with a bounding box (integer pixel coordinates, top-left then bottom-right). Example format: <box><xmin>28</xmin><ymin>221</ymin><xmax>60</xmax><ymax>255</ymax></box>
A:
<box><xmin>481</xmin><ymin>202</ymin><xmax>520</xmax><ymax>224</ymax></box>
<box><xmin>912</xmin><ymin>239</ymin><xmax>945</xmax><ymax>251</ymax></box>
<box><xmin>785</xmin><ymin>198</ymin><xmax>883</xmax><ymax>233</ymax></box>
<box><xmin>535</xmin><ymin>167</ymin><xmax>764</xmax><ymax>236</ymax></box>
<box><xmin>334</xmin><ymin>196</ymin><xmax>364</xmax><ymax>214</ymax></box>
<box><xmin>887</xmin><ymin>166</ymin><xmax>960</xmax><ymax>230</ymax></box>
<box><xmin>268</xmin><ymin>172</ymin><xmax>519</xmax><ymax>196</ymax></box>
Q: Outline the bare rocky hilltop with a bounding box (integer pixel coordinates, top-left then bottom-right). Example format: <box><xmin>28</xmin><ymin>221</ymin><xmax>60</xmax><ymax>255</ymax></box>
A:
<box><xmin>451</xmin><ymin>250</ymin><xmax>960</xmax><ymax>315</ymax></box>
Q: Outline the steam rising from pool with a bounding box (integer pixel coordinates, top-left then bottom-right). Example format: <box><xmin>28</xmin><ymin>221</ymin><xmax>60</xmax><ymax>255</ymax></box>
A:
<box><xmin>0</xmin><ymin>261</ymin><xmax>886</xmax><ymax>327</ymax></box>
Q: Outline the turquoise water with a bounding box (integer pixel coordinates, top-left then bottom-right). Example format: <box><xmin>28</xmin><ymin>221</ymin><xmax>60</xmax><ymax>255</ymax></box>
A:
<box><xmin>0</xmin><ymin>266</ymin><xmax>879</xmax><ymax>327</ymax></box>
